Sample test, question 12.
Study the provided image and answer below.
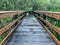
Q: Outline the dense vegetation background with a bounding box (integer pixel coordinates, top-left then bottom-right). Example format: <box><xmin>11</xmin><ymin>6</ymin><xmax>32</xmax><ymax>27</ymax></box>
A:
<box><xmin>0</xmin><ymin>0</ymin><xmax>60</xmax><ymax>11</ymax></box>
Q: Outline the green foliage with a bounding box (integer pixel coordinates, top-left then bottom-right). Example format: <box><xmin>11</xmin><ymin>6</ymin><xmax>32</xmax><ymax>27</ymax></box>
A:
<box><xmin>0</xmin><ymin>0</ymin><xmax>60</xmax><ymax>11</ymax></box>
<box><xmin>46</xmin><ymin>16</ymin><xmax>60</xmax><ymax>28</ymax></box>
<box><xmin>0</xmin><ymin>16</ymin><xmax>13</xmax><ymax>29</ymax></box>
<box><xmin>3</xmin><ymin>16</ymin><xmax>13</xmax><ymax>23</ymax></box>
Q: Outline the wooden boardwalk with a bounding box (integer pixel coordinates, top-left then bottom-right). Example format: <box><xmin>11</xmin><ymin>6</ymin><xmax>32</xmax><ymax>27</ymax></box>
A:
<box><xmin>6</xmin><ymin>15</ymin><xmax>56</xmax><ymax>45</ymax></box>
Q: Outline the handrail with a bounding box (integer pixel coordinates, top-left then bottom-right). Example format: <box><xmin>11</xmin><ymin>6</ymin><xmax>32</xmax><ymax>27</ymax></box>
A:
<box><xmin>0</xmin><ymin>11</ymin><xmax>24</xmax><ymax>13</ymax></box>
<box><xmin>0</xmin><ymin>11</ymin><xmax>25</xmax><ymax>35</ymax></box>
<box><xmin>0</xmin><ymin>11</ymin><xmax>25</xmax><ymax>20</ymax></box>
<box><xmin>33</xmin><ymin>11</ymin><xmax>60</xmax><ymax>45</ymax></box>
<box><xmin>35</xmin><ymin>16</ymin><xmax>59</xmax><ymax>45</ymax></box>
<box><xmin>0</xmin><ymin>11</ymin><xmax>26</xmax><ymax>45</ymax></box>
<box><xmin>0</xmin><ymin>20</ymin><xmax>17</xmax><ymax>35</ymax></box>
<box><xmin>34</xmin><ymin>11</ymin><xmax>60</xmax><ymax>20</ymax></box>
<box><xmin>35</xmin><ymin>11</ymin><xmax>60</xmax><ymax>14</ymax></box>
<box><xmin>42</xmin><ymin>21</ymin><xmax>60</xmax><ymax>45</ymax></box>
<box><xmin>0</xmin><ymin>15</ymin><xmax>25</xmax><ymax>45</ymax></box>
<box><xmin>34</xmin><ymin>14</ymin><xmax>60</xmax><ymax>35</ymax></box>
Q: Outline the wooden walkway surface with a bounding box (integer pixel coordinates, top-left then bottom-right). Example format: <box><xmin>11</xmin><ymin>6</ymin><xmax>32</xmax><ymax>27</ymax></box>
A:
<box><xmin>6</xmin><ymin>15</ymin><xmax>56</xmax><ymax>45</ymax></box>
